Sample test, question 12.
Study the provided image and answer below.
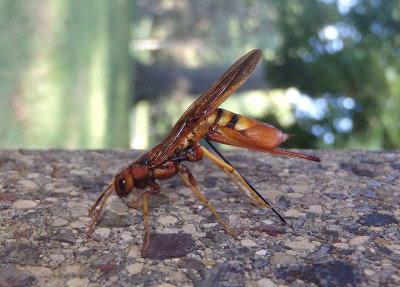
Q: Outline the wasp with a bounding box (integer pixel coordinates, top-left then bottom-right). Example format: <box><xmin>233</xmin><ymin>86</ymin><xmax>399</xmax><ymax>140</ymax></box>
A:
<box><xmin>86</xmin><ymin>49</ymin><xmax>320</xmax><ymax>256</ymax></box>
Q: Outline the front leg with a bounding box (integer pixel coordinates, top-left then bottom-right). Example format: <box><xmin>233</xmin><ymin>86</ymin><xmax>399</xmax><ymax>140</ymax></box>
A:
<box><xmin>141</xmin><ymin>182</ymin><xmax>160</xmax><ymax>257</ymax></box>
<box><xmin>126</xmin><ymin>188</ymin><xmax>140</xmax><ymax>210</ymax></box>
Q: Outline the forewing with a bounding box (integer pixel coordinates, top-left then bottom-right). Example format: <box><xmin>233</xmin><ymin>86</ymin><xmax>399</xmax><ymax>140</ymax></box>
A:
<box><xmin>151</xmin><ymin>49</ymin><xmax>262</xmax><ymax>165</ymax></box>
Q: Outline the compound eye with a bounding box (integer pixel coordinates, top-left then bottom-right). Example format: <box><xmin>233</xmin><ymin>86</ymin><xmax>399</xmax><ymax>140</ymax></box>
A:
<box><xmin>118</xmin><ymin>178</ymin><xmax>126</xmax><ymax>191</ymax></box>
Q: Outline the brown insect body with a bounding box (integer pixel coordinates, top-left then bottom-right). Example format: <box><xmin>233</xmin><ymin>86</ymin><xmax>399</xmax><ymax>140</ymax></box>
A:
<box><xmin>87</xmin><ymin>49</ymin><xmax>320</xmax><ymax>256</ymax></box>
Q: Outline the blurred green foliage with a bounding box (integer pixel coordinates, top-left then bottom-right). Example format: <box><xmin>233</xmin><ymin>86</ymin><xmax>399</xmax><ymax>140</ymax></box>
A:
<box><xmin>266</xmin><ymin>0</ymin><xmax>400</xmax><ymax>149</ymax></box>
<box><xmin>0</xmin><ymin>0</ymin><xmax>132</xmax><ymax>149</ymax></box>
<box><xmin>0</xmin><ymin>0</ymin><xmax>399</xmax><ymax>150</ymax></box>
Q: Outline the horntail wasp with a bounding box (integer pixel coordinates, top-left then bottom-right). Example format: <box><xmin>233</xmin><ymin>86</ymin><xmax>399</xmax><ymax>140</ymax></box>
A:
<box><xmin>86</xmin><ymin>49</ymin><xmax>320</xmax><ymax>256</ymax></box>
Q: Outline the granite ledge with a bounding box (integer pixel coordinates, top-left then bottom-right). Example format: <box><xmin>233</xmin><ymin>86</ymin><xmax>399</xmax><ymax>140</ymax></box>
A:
<box><xmin>0</xmin><ymin>149</ymin><xmax>399</xmax><ymax>286</ymax></box>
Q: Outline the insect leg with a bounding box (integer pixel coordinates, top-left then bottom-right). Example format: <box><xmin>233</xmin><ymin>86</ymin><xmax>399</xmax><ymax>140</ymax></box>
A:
<box><xmin>200</xmin><ymin>144</ymin><xmax>287</xmax><ymax>224</ymax></box>
<box><xmin>141</xmin><ymin>183</ymin><xmax>160</xmax><ymax>256</ymax></box>
<box><xmin>177</xmin><ymin>163</ymin><xmax>238</xmax><ymax>239</ymax></box>
<box><xmin>200</xmin><ymin>145</ymin><xmax>268</xmax><ymax>204</ymax></box>
<box><xmin>126</xmin><ymin>188</ymin><xmax>140</xmax><ymax>210</ymax></box>
<box><xmin>86</xmin><ymin>184</ymin><xmax>115</xmax><ymax>237</ymax></box>
<box><xmin>88</xmin><ymin>183</ymin><xmax>113</xmax><ymax>217</ymax></box>
<box><xmin>220</xmin><ymin>167</ymin><xmax>259</xmax><ymax>204</ymax></box>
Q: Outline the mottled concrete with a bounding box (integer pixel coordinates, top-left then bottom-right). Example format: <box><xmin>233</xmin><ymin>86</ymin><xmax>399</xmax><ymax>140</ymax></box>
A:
<box><xmin>0</xmin><ymin>149</ymin><xmax>399</xmax><ymax>286</ymax></box>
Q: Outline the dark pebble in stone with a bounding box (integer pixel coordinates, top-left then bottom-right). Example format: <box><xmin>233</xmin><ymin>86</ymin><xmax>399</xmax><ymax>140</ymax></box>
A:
<box><xmin>388</xmin><ymin>173</ymin><xmax>399</xmax><ymax>182</ymax></box>
<box><xmin>178</xmin><ymin>259</ymin><xmax>205</xmax><ymax>273</ymax></box>
<box><xmin>88</xmin><ymin>234</ymin><xmax>101</xmax><ymax>242</ymax></box>
<box><xmin>13</xmin><ymin>229</ymin><xmax>31</xmax><ymax>239</ymax></box>
<box><xmin>195</xmin><ymin>263</ymin><xmax>245</xmax><ymax>287</ymax></box>
<box><xmin>253</xmin><ymin>258</ymin><xmax>270</xmax><ymax>269</ymax></box>
<box><xmin>342</xmin><ymin>225</ymin><xmax>370</xmax><ymax>236</ymax></box>
<box><xmin>125</xmin><ymin>274</ymin><xmax>156</xmax><ymax>286</ymax></box>
<box><xmin>359</xmin><ymin>213</ymin><xmax>398</xmax><ymax>227</ymax></box>
<box><xmin>93</xmin><ymin>253</ymin><xmax>115</xmax><ymax>267</ymax></box>
<box><xmin>50</xmin><ymin>165</ymin><xmax>69</xmax><ymax>178</ymax></box>
<box><xmin>354</xmin><ymin>203</ymin><xmax>380</xmax><ymax>213</ymax></box>
<box><xmin>5</xmin><ymin>219</ymin><xmax>17</xmax><ymax>224</ymax></box>
<box><xmin>202</xmin><ymin>177</ymin><xmax>219</xmax><ymax>188</ymax></box>
<box><xmin>205</xmin><ymin>231</ymin><xmax>229</xmax><ymax>243</ymax></box>
<box><xmin>143</xmin><ymin>233</ymin><xmax>196</xmax><ymax>260</ymax></box>
<box><xmin>365</xmin><ymin>248</ymin><xmax>386</xmax><ymax>261</ymax></box>
<box><xmin>225</xmin><ymin>247</ymin><xmax>251</xmax><ymax>261</ymax></box>
<box><xmin>0</xmin><ymin>156</ymin><xmax>13</xmax><ymax>165</ymax></box>
<box><xmin>98</xmin><ymin>263</ymin><xmax>117</xmax><ymax>272</ymax></box>
<box><xmin>329</xmin><ymin>193</ymin><xmax>348</xmax><ymax>199</ymax></box>
<box><xmin>104</xmin><ymin>265</ymin><xmax>124</xmax><ymax>277</ymax></box>
<box><xmin>278</xmin><ymin>260</ymin><xmax>360</xmax><ymax>286</ymax></box>
<box><xmin>74</xmin><ymin>247</ymin><xmax>95</xmax><ymax>257</ymax></box>
<box><xmin>0</xmin><ymin>265</ymin><xmax>36</xmax><ymax>287</ymax></box>
<box><xmin>13</xmin><ymin>161</ymin><xmax>27</xmax><ymax>172</ymax></box>
<box><xmin>339</xmin><ymin>249</ymin><xmax>354</xmax><ymax>256</ymax></box>
<box><xmin>199</xmin><ymin>237</ymin><xmax>217</xmax><ymax>248</ymax></box>
<box><xmin>307</xmin><ymin>245</ymin><xmax>331</xmax><ymax>260</ymax></box>
<box><xmin>0</xmin><ymin>193</ymin><xmax>17</xmax><ymax>202</ymax></box>
<box><xmin>367</xmin><ymin>180</ymin><xmax>381</xmax><ymax>187</ymax></box>
<box><xmin>377</xmin><ymin>246</ymin><xmax>392</xmax><ymax>256</ymax></box>
<box><xmin>0</xmin><ymin>244</ymin><xmax>39</xmax><ymax>265</ymax></box>
<box><xmin>391</xmin><ymin>163</ymin><xmax>400</xmax><ymax>170</ymax></box>
<box><xmin>275</xmin><ymin>196</ymin><xmax>290</xmax><ymax>209</ymax></box>
<box><xmin>354</xmin><ymin>188</ymin><xmax>379</xmax><ymax>199</ymax></box>
<box><xmin>390</xmin><ymin>254</ymin><xmax>400</xmax><ymax>263</ymax></box>
<box><xmin>96</xmin><ymin>211</ymin><xmax>142</xmax><ymax>228</ymax></box>
<box><xmin>340</xmin><ymin>163</ymin><xmax>376</xmax><ymax>177</ymax></box>
<box><xmin>50</xmin><ymin>232</ymin><xmax>76</xmax><ymax>245</ymax></box>
<box><xmin>205</xmin><ymin>213</ymin><xmax>228</xmax><ymax>226</ymax></box>
<box><xmin>359</xmin><ymin>158</ymin><xmax>382</xmax><ymax>165</ymax></box>
<box><xmin>250</xmin><ymin>226</ymin><xmax>285</xmax><ymax>237</ymax></box>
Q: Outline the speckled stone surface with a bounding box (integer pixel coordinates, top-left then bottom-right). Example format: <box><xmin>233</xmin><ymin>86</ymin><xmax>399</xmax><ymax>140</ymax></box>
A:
<box><xmin>0</xmin><ymin>149</ymin><xmax>399</xmax><ymax>286</ymax></box>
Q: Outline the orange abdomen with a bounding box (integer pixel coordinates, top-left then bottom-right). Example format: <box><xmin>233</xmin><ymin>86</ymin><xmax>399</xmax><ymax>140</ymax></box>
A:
<box><xmin>205</xmin><ymin>108</ymin><xmax>291</xmax><ymax>153</ymax></box>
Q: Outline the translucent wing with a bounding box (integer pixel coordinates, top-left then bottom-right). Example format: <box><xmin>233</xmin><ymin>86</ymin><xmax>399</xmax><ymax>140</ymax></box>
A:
<box><xmin>150</xmin><ymin>49</ymin><xmax>262</xmax><ymax>166</ymax></box>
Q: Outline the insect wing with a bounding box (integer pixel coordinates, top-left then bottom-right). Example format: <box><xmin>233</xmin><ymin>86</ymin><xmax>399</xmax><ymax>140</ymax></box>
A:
<box><xmin>151</xmin><ymin>49</ymin><xmax>262</xmax><ymax>165</ymax></box>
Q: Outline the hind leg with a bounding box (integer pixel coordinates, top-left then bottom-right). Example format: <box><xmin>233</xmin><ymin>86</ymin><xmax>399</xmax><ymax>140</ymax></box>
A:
<box><xmin>177</xmin><ymin>163</ymin><xmax>237</xmax><ymax>239</ymax></box>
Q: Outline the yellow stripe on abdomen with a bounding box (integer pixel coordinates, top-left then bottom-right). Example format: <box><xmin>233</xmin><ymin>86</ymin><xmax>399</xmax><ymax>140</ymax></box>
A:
<box><xmin>213</xmin><ymin>109</ymin><xmax>253</xmax><ymax>131</ymax></box>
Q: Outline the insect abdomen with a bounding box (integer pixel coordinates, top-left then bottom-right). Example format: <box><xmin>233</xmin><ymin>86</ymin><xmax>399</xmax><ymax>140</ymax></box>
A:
<box><xmin>205</xmin><ymin>108</ymin><xmax>291</xmax><ymax>152</ymax></box>
<box><xmin>209</xmin><ymin>108</ymin><xmax>256</xmax><ymax>132</ymax></box>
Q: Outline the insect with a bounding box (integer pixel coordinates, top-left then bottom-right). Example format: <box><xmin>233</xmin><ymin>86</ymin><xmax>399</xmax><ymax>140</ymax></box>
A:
<box><xmin>86</xmin><ymin>49</ymin><xmax>320</xmax><ymax>256</ymax></box>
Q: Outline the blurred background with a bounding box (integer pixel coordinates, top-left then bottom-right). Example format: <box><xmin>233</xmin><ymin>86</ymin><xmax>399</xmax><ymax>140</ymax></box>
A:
<box><xmin>1</xmin><ymin>0</ymin><xmax>399</xmax><ymax>150</ymax></box>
